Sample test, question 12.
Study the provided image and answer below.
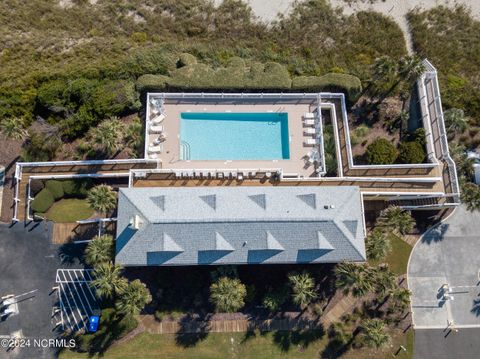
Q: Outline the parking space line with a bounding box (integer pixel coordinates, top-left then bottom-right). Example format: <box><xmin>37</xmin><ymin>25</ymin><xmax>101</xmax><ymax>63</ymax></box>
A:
<box><xmin>59</xmin><ymin>282</ymin><xmax>82</xmax><ymax>331</ymax></box>
<box><xmin>64</xmin><ymin>279</ymin><xmax>89</xmax><ymax>329</ymax></box>
<box><xmin>56</xmin><ymin>269</ymin><xmax>99</xmax><ymax>333</ymax></box>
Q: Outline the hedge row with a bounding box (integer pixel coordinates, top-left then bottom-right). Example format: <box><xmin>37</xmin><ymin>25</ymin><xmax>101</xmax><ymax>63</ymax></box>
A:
<box><xmin>30</xmin><ymin>179</ymin><xmax>93</xmax><ymax>214</ymax></box>
<box><xmin>291</xmin><ymin>73</ymin><xmax>363</xmax><ymax>102</ymax></box>
<box><xmin>136</xmin><ymin>54</ymin><xmax>362</xmax><ymax>101</ymax></box>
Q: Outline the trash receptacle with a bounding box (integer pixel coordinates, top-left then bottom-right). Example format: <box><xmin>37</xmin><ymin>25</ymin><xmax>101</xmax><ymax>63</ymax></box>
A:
<box><xmin>87</xmin><ymin>309</ymin><xmax>101</xmax><ymax>333</ymax></box>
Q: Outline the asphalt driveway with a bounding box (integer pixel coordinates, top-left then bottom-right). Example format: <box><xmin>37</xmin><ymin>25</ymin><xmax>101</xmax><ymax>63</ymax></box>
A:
<box><xmin>0</xmin><ymin>221</ymin><xmax>84</xmax><ymax>359</ymax></box>
<box><xmin>408</xmin><ymin>205</ymin><xmax>480</xmax><ymax>330</ymax></box>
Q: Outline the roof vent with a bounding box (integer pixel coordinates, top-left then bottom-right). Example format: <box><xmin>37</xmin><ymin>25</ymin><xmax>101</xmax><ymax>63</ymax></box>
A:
<box><xmin>130</xmin><ymin>215</ymin><xmax>143</xmax><ymax>230</ymax></box>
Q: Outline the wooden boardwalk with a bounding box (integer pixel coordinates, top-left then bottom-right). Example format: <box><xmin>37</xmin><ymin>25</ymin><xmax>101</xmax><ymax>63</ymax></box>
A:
<box><xmin>140</xmin><ymin>315</ymin><xmax>323</xmax><ymax>335</ymax></box>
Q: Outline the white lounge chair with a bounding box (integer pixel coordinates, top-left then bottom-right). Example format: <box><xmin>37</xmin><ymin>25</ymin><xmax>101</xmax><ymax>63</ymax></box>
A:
<box><xmin>304</xmin><ymin>112</ymin><xmax>315</xmax><ymax>119</ymax></box>
<box><xmin>304</xmin><ymin>128</ymin><xmax>316</xmax><ymax>135</ymax></box>
<box><xmin>148</xmin><ymin>145</ymin><xmax>161</xmax><ymax>154</ymax></box>
<box><xmin>304</xmin><ymin>138</ymin><xmax>317</xmax><ymax>146</ymax></box>
<box><xmin>149</xmin><ymin>125</ymin><xmax>164</xmax><ymax>133</ymax></box>
<box><xmin>303</xmin><ymin>119</ymin><xmax>315</xmax><ymax>126</ymax></box>
<box><xmin>151</xmin><ymin>113</ymin><xmax>165</xmax><ymax>124</ymax></box>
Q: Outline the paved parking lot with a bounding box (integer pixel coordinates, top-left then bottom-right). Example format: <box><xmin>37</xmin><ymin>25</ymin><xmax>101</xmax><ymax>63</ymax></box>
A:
<box><xmin>0</xmin><ymin>221</ymin><xmax>85</xmax><ymax>359</ymax></box>
<box><xmin>409</xmin><ymin>206</ymin><xmax>480</xmax><ymax>329</ymax></box>
<box><xmin>56</xmin><ymin>269</ymin><xmax>99</xmax><ymax>333</ymax></box>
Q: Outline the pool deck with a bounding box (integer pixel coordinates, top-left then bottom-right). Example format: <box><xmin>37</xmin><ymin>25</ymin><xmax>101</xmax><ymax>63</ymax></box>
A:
<box><xmin>148</xmin><ymin>102</ymin><xmax>321</xmax><ymax>178</ymax></box>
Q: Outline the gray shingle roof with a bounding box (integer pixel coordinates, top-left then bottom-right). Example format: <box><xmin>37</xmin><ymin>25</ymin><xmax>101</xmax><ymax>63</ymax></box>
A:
<box><xmin>115</xmin><ymin>186</ymin><xmax>366</xmax><ymax>266</ymax></box>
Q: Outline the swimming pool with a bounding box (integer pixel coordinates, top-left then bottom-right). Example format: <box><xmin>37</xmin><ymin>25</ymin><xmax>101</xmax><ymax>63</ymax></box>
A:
<box><xmin>180</xmin><ymin>112</ymin><xmax>290</xmax><ymax>160</ymax></box>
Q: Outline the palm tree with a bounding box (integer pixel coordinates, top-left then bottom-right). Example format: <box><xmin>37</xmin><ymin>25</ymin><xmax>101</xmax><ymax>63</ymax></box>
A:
<box><xmin>89</xmin><ymin>117</ymin><xmax>124</xmax><ymax>156</ymax></box>
<box><xmin>389</xmin><ymin>287</ymin><xmax>411</xmax><ymax>312</ymax></box>
<box><xmin>115</xmin><ymin>279</ymin><xmax>152</xmax><ymax>316</ymax></box>
<box><xmin>91</xmin><ymin>262</ymin><xmax>128</xmax><ymax>300</ymax></box>
<box><xmin>87</xmin><ymin>185</ymin><xmax>117</xmax><ymax>215</ymax></box>
<box><xmin>0</xmin><ymin>117</ymin><xmax>29</xmax><ymax>140</ymax></box>
<box><xmin>450</xmin><ymin>144</ymin><xmax>475</xmax><ymax>180</ymax></box>
<box><xmin>84</xmin><ymin>235</ymin><xmax>115</xmax><ymax>267</ymax></box>
<box><xmin>359</xmin><ymin>319</ymin><xmax>390</xmax><ymax>349</ymax></box>
<box><xmin>444</xmin><ymin>108</ymin><xmax>468</xmax><ymax>135</ymax></box>
<box><xmin>398</xmin><ymin>55</ymin><xmax>425</xmax><ymax>87</ymax></box>
<box><xmin>125</xmin><ymin>117</ymin><xmax>143</xmax><ymax>158</ymax></box>
<box><xmin>372</xmin><ymin>265</ymin><xmax>396</xmax><ymax>297</ymax></box>
<box><xmin>365</xmin><ymin>228</ymin><xmax>391</xmax><ymax>262</ymax></box>
<box><xmin>369</xmin><ymin>56</ymin><xmax>398</xmax><ymax>98</ymax></box>
<box><xmin>461</xmin><ymin>182</ymin><xmax>480</xmax><ymax>211</ymax></box>
<box><xmin>377</xmin><ymin>206</ymin><xmax>415</xmax><ymax>236</ymax></box>
<box><xmin>372</xmin><ymin>56</ymin><xmax>397</xmax><ymax>81</ymax></box>
<box><xmin>209</xmin><ymin>276</ymin><xmax>247</xmax><ymax>313</ymax></box>
<box><xmin>335</xmin><ymin>263</ymin><xmax>374</xmax><ymax>298</ymax></box>
<box><xmin>288</xmin><ymin>271</ymin><xmax>317</xmax><ymax>310</ymax></box>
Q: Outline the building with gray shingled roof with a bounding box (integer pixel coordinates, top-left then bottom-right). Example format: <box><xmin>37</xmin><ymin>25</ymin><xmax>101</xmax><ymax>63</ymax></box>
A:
<box><xmin>115</xmin><ymin>186</ymin><xmax>366</xmax><ymax>266</ymax></box>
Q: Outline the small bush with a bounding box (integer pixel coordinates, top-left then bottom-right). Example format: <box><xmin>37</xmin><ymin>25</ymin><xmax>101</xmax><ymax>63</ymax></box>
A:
<box><xmin>177</xmin><ymin>53</ymin><xmax>197</xmax><ymax>68</ymax></box>
<box><xmin>262</xmin><ymin>289</ymin><xmax>288</xmax><ymax>312</ymax></box>
<box><xmin>154</xmin><ymin>310</ymin><xmax>165</xmax><ymax>322</ymax></box>
<box><xmin>45</xmin><ymin>180</ymin><xmax>64</xmax><ymax>200</ymax></box>
<box><xmin>412</xmin><ymin>128</ymin><xmax>426</xmax><ymax>146</ymax></box>
<box><xmin>31</xmin><ymin>188</ymin><xmax>54</xmax><ymax>213</ymax></box>
<box><xmin>366</xmin><ymin>138</ymin><xmax>397</xmax><ymax>165</ymax></box>
<box><xmin>354</xmin><ymin>124</ymin><xmax>370</xmax><ymax>138</ymax></box>
<box><xmin>292</xmin><ymin>73</ymin><xmax>362</xmax><ymax>102</ymax></box>
<box><xmin>398</xmin><ymin>141</ymin><xmax>426</xmax><ymax>164</ymax></box>
<box><xmin>91</xmin><ymin>80</ymin><xmax>140</xmax><ymax>118</ymax></box>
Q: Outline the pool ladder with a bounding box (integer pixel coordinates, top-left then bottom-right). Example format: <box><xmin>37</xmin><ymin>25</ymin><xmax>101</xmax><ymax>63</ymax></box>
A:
<box><xmin>180</xmin><ymin>141</ymin><xmax>191</xmax><ymax>160</ymax></box>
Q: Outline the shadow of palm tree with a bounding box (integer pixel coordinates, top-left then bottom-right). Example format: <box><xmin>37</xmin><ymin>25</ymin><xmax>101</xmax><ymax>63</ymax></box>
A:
<box><xmin>272</xmin><ymin>327</ymin><xmax>325</xmax><ymax>352</ymax></box>
<box><xmin>58</xmin><ymin>242</ymin><xmax>87</xmax><ymax>265</ymax></box>
<box><xmin>422</xmin><ymin>223</ymin><xmax>449</xmax><ymax>244</ymax></box>
<box><xmin>471</xmin><ymin>299</ymin><xmax>480</xmax><ymax>316</ymax></box>
<box><xmin>175</xmin><ymin>314</ymin><xmax>210</xmax><ymax>348</ymax></box>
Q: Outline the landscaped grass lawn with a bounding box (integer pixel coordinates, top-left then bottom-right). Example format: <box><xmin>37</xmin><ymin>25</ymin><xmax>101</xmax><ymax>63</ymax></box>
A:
<box><xmin>46</xmin><ymin>199</ymin><xmax>94</xmax><ymax>223</ymax></box>
<box><xmin>59</xmin><ymin>328</ymin><xmax>414</xmax><ymax>359</ymax></box>
<box><xmin>370</xmin><ymin>233</ymin><xmax>413</xmax><ymax>276</ymax></box>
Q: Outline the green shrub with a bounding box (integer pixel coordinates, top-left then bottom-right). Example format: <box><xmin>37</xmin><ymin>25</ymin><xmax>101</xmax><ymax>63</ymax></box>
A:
<box><xmin>154</xmin><ymin>310</ymin><xmax>165</xmax><ymax>322</ymax></box>
<box><xmin>354</xmin><ymin>124</ymin><xmax>370</xmax><ymax>138</ymax></box>
<box><xmin>36</xmin><ymin>79</ymin><xmax>68</xmax><ymax>110</ymax></box>
<box><xmin>135</xmin><ymin>74</ymin><xmax>169</xmax><ymax>93</ymax></box>
<box><xmin>21</xmin><ymin>133</ymin><xmax>61</xmax><ymax>162</ymax></box>
<box><xmin>45</xmin><ymin>180</ymin><xmax>64</xmax><ymax>200</ymax></box>
<box><xmin>62</xmin><ymin>179</ymin><xmax>92</xmax><ymax>198</ymax></box>
<box><xmin>398</xmin><ymin>141</ymin><xmax>426</xmax><ymax>164</ymax></box>
<box><xmin>31</xmin><ymin>188</ymin><xmax>54</xmax><ymax>213</ymax></box>
<box><xmin>412</xmin><ymin>128</ymin><xmax>426</xmax><ymax>146</ymax></box>
<box><xmin>177</xmin><ymin>53</ymin><xmax>198</xmax><ymax>68</ymax></box>
<box><xmin>262</xmin><ymin>289</ymin><xmax>288</xmax><ymax>312</ymax></box>
<box><xmin>292</xmin><ymin>73</ymin><xmax>362</xmax><ymax>102</ymax></box>
<box><xmin>91</xmin><ymin>80</ymin><xmax>140</xmax><ymax>118</ymax></box>
<box><xmin>168</xmin><ymin>57</ymin><xmax>292</xmax><ymax>90</ymax></box>
<box><xmin>366</xmin><ymin>138</ymin><xmax>398</xmax><ymax>165</ymax></box>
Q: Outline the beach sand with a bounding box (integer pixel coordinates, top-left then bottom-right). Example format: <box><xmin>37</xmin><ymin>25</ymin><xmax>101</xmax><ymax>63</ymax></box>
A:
<box><xmin>214</xmin><ymin>0</ymin><xmax>480</xmax><ymax>53</ymax></box>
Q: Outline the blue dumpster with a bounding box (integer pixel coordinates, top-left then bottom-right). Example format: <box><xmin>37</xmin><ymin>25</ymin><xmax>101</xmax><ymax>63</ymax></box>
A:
<box><xmin>87</xmin><ymin>310</ymin><xmax>101</xmax><ymax>333</ymax></box>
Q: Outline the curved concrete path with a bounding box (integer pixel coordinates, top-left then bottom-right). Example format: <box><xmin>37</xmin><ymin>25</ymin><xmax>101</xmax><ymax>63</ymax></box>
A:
<box><xmin>408</xmin><ymin>205</ymin><xmax>480</xmax><ymax>330</ymax></box>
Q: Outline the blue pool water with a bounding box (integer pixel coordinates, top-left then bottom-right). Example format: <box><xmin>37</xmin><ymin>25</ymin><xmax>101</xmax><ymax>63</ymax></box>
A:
<box><xmin>180</xmin><ymin>112</ymin><xmax>290</xmax><ymax>160</ymax></box>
